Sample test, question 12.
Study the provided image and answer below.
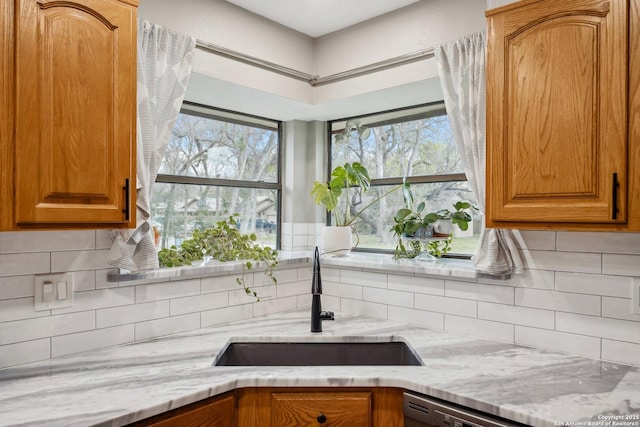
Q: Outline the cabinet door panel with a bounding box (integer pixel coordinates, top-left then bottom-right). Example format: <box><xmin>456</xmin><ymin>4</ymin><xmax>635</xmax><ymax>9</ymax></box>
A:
<box><xmin>272</xmin><ymin>392</ymin><xmax>372</xmax><ymax>427</ymax></box>
<box><xmin>487</xmin><ymin>0</ymin><xmax>627</xmax><ymax>224</ymax></box>
<box><xmin>15</xmin><ymin>0</ymin><xmax>135</xmax><ymax>226</ymax></box>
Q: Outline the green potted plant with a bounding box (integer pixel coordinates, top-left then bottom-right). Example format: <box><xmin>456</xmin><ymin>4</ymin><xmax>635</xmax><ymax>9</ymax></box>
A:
<box><xmin>311</xmin><ymin>162</ymin><xmax>404</xmax><ymax>256</ymax></box>
<box><xmin>390</xmin><ymin>187</ymin><xmax>473</xmax><ymax>259</ymax></box>
<box><xmin>157</xmin><ymin>215</ymin><xmax>278</xmax><ymax>301</ymax></box>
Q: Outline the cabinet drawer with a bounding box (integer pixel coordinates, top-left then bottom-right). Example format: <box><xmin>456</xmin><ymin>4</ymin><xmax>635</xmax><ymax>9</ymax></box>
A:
<box><xmin>272</xmin><ymin>392</ymin><xmax>371</xmax><ymax>426</ymax></box>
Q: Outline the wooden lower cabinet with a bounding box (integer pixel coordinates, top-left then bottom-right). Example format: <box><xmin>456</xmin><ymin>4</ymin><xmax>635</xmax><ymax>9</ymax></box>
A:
<box><xmin>236</xmin><ymin>387</ymin><xmax>404</xmax><ymax>427</ymax></box>
<box><xmin>129</xmin><ymin>391</ymin><xmax>236</xmax><ymax>427</ymax></box>
<box><xmin>128</xmin><ymin>387</ymin><xmax>404</xmax><ymax>427</ymax></box>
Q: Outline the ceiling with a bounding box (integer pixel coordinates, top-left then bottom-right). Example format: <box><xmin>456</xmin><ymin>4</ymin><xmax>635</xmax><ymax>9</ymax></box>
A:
<box><xmin>223</xmin><ymin>0</ymin><xmax>421</xmax><ymax>37</ymax></box>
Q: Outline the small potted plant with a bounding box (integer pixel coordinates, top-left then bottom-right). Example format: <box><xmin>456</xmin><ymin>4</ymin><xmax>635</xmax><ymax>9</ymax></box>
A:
<box><xmin>390</xmin><ymin>186</ymin><xmax>473</xmax><ymax>259</ymax></box>
<box><xmin>311</xmin><ymin>162</ymin><xmax>404</xmax><ymax>256</ymax></box>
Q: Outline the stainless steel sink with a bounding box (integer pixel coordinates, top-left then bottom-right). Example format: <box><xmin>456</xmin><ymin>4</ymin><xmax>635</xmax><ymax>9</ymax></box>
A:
<box><xmin>213</xmin><ymin>340</ymin><xmax>423</xmax><ymax>366</ymax></box>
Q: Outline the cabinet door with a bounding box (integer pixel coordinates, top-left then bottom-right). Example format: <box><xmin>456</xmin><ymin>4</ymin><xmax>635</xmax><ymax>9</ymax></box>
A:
<box><xmin>129</xmin><ymin>393</ymin><xmax>236</xmax><ymax>427</ymax></box>
<box><xmin>486</xmin><ymin>0</ymin><xmax>627</xmax><ymax>225</ymax></box>
<box><xmin>14</xmin><ymin>0</ymin><xmax>136</xmax><ymax>227</ymax></box>
<box><xmin>272</xmin><ymin>392</ymin><xmax>372</xmax><ymax>427</ymax></box>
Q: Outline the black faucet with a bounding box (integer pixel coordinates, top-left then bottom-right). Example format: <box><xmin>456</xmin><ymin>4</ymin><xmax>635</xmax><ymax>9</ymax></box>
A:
<box><xmin>311</xmin><ymin>246</ymin><xmax>334</xmax><ymax>333</ymax></box>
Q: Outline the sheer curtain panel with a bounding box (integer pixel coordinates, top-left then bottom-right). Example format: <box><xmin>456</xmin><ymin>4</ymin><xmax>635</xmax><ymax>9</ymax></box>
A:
<box><xmin>108</xmin><ymin>20</ymin><xmax>195</xmax><ymax>272</ymax></box>
<box><xmin>435</xmin><ymin>31</ymin><xmax>523</xmax><ymax>276</ymax></box>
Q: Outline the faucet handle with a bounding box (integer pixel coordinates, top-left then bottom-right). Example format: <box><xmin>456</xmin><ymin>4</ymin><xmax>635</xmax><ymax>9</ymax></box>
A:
<box><xmin>320</xmin><ymin>311</ymin><xmax>334</xmax><ymax>321</ymax></box>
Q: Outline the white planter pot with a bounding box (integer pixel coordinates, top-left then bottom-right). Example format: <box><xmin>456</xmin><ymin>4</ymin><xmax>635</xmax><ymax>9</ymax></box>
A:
<box><xmin>433</xmin><ymin>219</ymin><xmax>452</xmax><ymax>236</ymax></box>
<box><xmin>319</xmin><ymin>226</ymin><xmax>352</xmax><ymax>257</ymax></box>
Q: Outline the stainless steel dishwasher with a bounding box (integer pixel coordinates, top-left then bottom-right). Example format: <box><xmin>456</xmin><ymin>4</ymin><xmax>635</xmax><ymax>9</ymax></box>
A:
<box><xmin>404</xmin><ymin>392</ymin><xmax>528</xmax><ymax>427</ymax></box>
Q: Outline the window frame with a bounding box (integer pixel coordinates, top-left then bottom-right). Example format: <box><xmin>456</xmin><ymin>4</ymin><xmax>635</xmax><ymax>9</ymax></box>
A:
<box><xmin>155</xmin><ymin>101</ymin><xmax>283</xmax><ymax>249</ymax></box>
<box><xmin>327</xmin><ymin>101</ymin><xmax>471</xmax><ymax>259</ymax></box>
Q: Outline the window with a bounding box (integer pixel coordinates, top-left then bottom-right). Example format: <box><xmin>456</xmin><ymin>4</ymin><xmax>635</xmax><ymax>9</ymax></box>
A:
<box><xmin>329</xmin><ymin>102</ymin><xmax>479</xmax><ymax>257</ymax></box>
<box><xmin>152</xmin><ymin>102</ymin><xmax>282</xmax><ymax>250</ymax></box>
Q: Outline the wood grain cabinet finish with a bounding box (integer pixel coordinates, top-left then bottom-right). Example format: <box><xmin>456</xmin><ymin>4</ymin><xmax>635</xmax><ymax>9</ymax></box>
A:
<box><xmin>271</xmin><ymin>392</ymin><xmax>372</xmax><ymax>427</ymax></box>
<box><xmin>236</xmin><ymin>387</ymin><xmax>404</xmax><ymax>427</ymax></box>
<box><xmin>129</xmin><ymin>392</ymin><xmax>236</xmax><ymax>427</ymax></box>
<box><xmin>1</xmin><ymin>0</ymin><xmax>137</xmax><ymax>229</ymax></box>
<box><xmin>486</xmin><ymin>0</ymin><xmax>640</xmax><ymax>230</ymax></box>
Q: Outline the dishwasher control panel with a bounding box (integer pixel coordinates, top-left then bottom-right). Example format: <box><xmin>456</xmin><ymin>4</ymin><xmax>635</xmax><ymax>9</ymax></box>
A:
<box><xmin>404</xmin><ymin>392</ymin><xmax>528</xmax><ymax>427</ymax></box>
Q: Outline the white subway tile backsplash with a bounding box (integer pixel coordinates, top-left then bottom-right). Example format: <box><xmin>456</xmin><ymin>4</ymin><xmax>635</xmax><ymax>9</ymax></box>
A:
<box><xmin>170</xmin><ymin>292</ymin><xmax>229</xmax><ymax>316</ymax></box>
<box><xmin>602</xmin><ymin>339</ymin><xmax>640</xmax><ymax>367</ymax></box>
<box><xmin>201</xmin><ymin>274</ymin><xmax>252</xmax><ymax>294</ymax></box>
<box><xmin>51</xmin><ymin>249</ymin><xmax>111</xmax><ymax>272</ymax></box>
<box><xmin>363</xmin><ymin>287</ymin><xmax>413</xmax><ymax>308</ymax></box>
<box><xmin>323</xmin><ymin>281</ymin><xmax>362</xmax><ymax>300</ymax></box>
<box><xmin>515</xmin><ymin>288</ymin><xmax>601</xmax><ymax>316</ymax></box>
<box><xmin>1</xmin><ymin>224</ymin><xmax>639</xmax><ymax>369</ymax></box>
<box><xmin>135</xmin><ymin>279</ymin><xmax>200</xmax><ymax>303</ymax></box>
<box><xmin>297</xmin><ymin>266</ymin><xmax>312</xmax><ymax>281</ymax></box>
<box><xmin>521</xmin><ymin>250</ymin><xmax>601</xmax><ymax>274</ymax></box>
<box><xmin>201</xmin><ymin>304</ymin><xmax>253</xmax><ymax>328</ymax></box>
<box><xmin>134</xmin><ymin>313</ymin><xmax>200</xmax><ymax>341</ymax></box>
<box><xmin>514</xmin><ymin>326</ymin><xmax>601</xmax><ymax>360</ymax></box>
<box><xmin>52</xmin><ymin>325</ymin><xmax>134</xmax><ymax>357</ymax></box>
<box><xmin>340</xmin><ymin>269</ymin><xmax>387</xmax><ymax>289</ymax></box>
<box><xmin>557</xmin><ymin>232</ymin><xmax>640</xmax><ymax>254</ymax></box>
<box><xmin>72</xmin><ymin>270</ymin><xmax>96</xmax><ymax>292</ymax></box>
<box><xmin>388</xmin><ymin>306</ymin><xmax>444</xmax><ymax>330</ymax></box>
<box><xmin>52</xmin><ymin>288</ymin><xmax>135</xmax><ymax>315</ymax></box>
<box><xmin>415</xmin><ymin>294</ymin><xmax>477</xmax><ymax>317</ymax></box>
<box><xmin>275</xmin><ymin>281</ymin><xmax>308</xmax><ymax>299</ymax></box>
<box><xmin>445</xmin><ymin>315</ymin><xmax>514</xmax><ymax>342</ymax></box>
<box><xmin>516</xmin><ymin>230</ymin><xmax>556</xmax><ymax>250</ymax></box>
<box><xmin>95</xmin><ymin>230</ymin><xmax>112</xmax><ymax>250</ymax></box>
<box><xmin>273</xmin><ymin>267</ymin><xmax>299</xmax><ymax>284</ymax></box>
<box><xmin>478</xmin><ymin>269</ymin><xmax>555</xmax><ymax>290</ymax></box>
<box><xmin>445</xmin><ymin>281</ymin><xmax>514</xmax><ymax>304</ymax></box>
<box><xmin>601</xmin><ymin>297</ymin><xmax>640</xmax><ymax>322</ymax></box>
<box><xmin>97</xmin><ymin>301</ymin><xmax>170</xmax><ymax>328</ymax></box>
<box><xmin>0</xmin><ymin>230</ymin><xmax>95</xmax><ymax>254</ymax></box>
<box><xmin>253</xmin><ymin>295</ymin><xmax>298</xmax><ymax>317</ymax></box>
<box><xmin>0</xmin><ymin>253</ymin><xmax>50</xmax><ymax>277</ymax></box>
<box><xmin>0</xmin><ymin>275</ymin><xmax>34</xmax><ymax>299</ymax></box>
<box><xmin>556</xmin><ymin>312</ymin><xmax>640</xmax><ymax>344</ymax></box>
<box><xmin>0</xmin><ymin>311</ymin><xmax>95</xmax><ymax>345</ymax></box>
<box><xmin>322</xmin><ymin>267</ymin><xmax>341</xmax><ymax>282</ymax></box>
<box><xmin>602</xmin><ymin>254</ymin><xmax>640</xmax><ymax>276</ymax></box>
<box><xmin>388</xmin><ymin>274</ymin><xmax>445</xmax><ymax>296</ymax></box>
<box><xmin>555</xmin><ymin>272</ymin><xmax>632</xmax><ymax>298</ymax></box>
<box><xmin>340</xmin><ymin>298</ymin><xmax>387</xmax><ymax>319</ymax></box>
<box><xmin>0</xmin><ymin>339</ymin><xmax>50</xmax><ymax>369</ymax></box>
<box><xmin>0</xmin><ymin>297</ymin><xmax>49</xmax><ymax>322</ymax></box>
<box><xmin>478</xmin><ymin>302</ymin><xmax>555</xmax><ymax>329</ymax></box>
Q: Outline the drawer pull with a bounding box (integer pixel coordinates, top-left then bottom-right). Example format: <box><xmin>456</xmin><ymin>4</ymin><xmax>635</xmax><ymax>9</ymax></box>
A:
<box><xmin>316</xmin><ymin>412</ymin><xmax>327</xmax><ymax>424</ymax></box>
<box><xmin>123</xmin><ymin>178</ymin><xmax>130</xmax><ymax>221</ymax></box>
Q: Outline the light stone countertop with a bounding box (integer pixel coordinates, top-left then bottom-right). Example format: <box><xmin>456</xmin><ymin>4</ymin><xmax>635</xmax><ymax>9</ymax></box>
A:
<box><xmin>0</xmin><ymin>311</ymin><xmax>638</xmax><ymax>427</ymax></box>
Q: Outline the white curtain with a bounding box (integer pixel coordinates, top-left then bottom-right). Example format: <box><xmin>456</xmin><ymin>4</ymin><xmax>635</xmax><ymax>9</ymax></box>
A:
<box><xmin>435</xmin><ymin>31</ymin><xmax>523</xmax><ymax>276</ymax></box>
<box><xmin>108</xmin><ymin>20</ymin><xmax>196</xmax><ymax>272</ymax></box>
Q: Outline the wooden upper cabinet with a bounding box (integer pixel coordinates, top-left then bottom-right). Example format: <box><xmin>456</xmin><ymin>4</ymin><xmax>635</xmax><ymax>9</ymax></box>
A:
<box><xmin>486</xmin><ymin>0</ymin><xmax>632</xmax><ymax>229</ymax></box>
<box><xmin>12</xmin><ymin>0</ymin><xmax>136</xmax><ymax>228</ymax></box>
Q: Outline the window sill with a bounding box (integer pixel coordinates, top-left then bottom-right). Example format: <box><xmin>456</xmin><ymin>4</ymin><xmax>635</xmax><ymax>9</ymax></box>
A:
<box><xmin>107</xmin><ymin>251</ymin><xmax>477</xmax><ymax>285</ymax></box>
<box><xmin>107</xmin><ymin>251</ymin><xmax>312</xmax><ymax>285</ymax></box>
<box><xmin>320</xmin><ymin>252</ymin><xmax>477</xmax><ymax>279</ymax></box>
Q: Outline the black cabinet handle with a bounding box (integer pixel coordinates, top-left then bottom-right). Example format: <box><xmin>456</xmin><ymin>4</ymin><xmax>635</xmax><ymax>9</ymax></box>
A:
<box><xmin>123</xmin><ymin>178</ymin><xmax>130</xmax><ymax>221</ymax></box>
<box><xmin>612</xmin><ymin>173</ymin><xmax>619</xmax><ymax>220</ymax></box>
<box><xmin>316</xmin><ymin>413</ymin><xmax>327</xmax><ymax>424</ymax></box>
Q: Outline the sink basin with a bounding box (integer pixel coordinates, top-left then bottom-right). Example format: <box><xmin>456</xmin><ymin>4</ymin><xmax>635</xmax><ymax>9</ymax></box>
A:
<box><xmin>213</xmin><ymin>341</ymin><xmax>423</xmax><ymax>366</ymax></box>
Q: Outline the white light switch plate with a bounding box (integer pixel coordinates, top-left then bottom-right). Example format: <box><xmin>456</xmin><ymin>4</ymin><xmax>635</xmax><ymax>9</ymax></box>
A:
<box><xmin>632</xmin><ymin>278</ymin><xmax>640</xmax><ymax>315</ymax></box>
<box><xmin>34</xmin><ymin>273</ymin><xmax>74</xmax><ymax>311</ymax></box>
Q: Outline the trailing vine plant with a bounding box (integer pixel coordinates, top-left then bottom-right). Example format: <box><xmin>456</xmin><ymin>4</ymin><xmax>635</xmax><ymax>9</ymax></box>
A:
<box><xmin>157</xmin><ymin>215</ymin><xmax>278</xmax><ymax>301</ymax></box>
